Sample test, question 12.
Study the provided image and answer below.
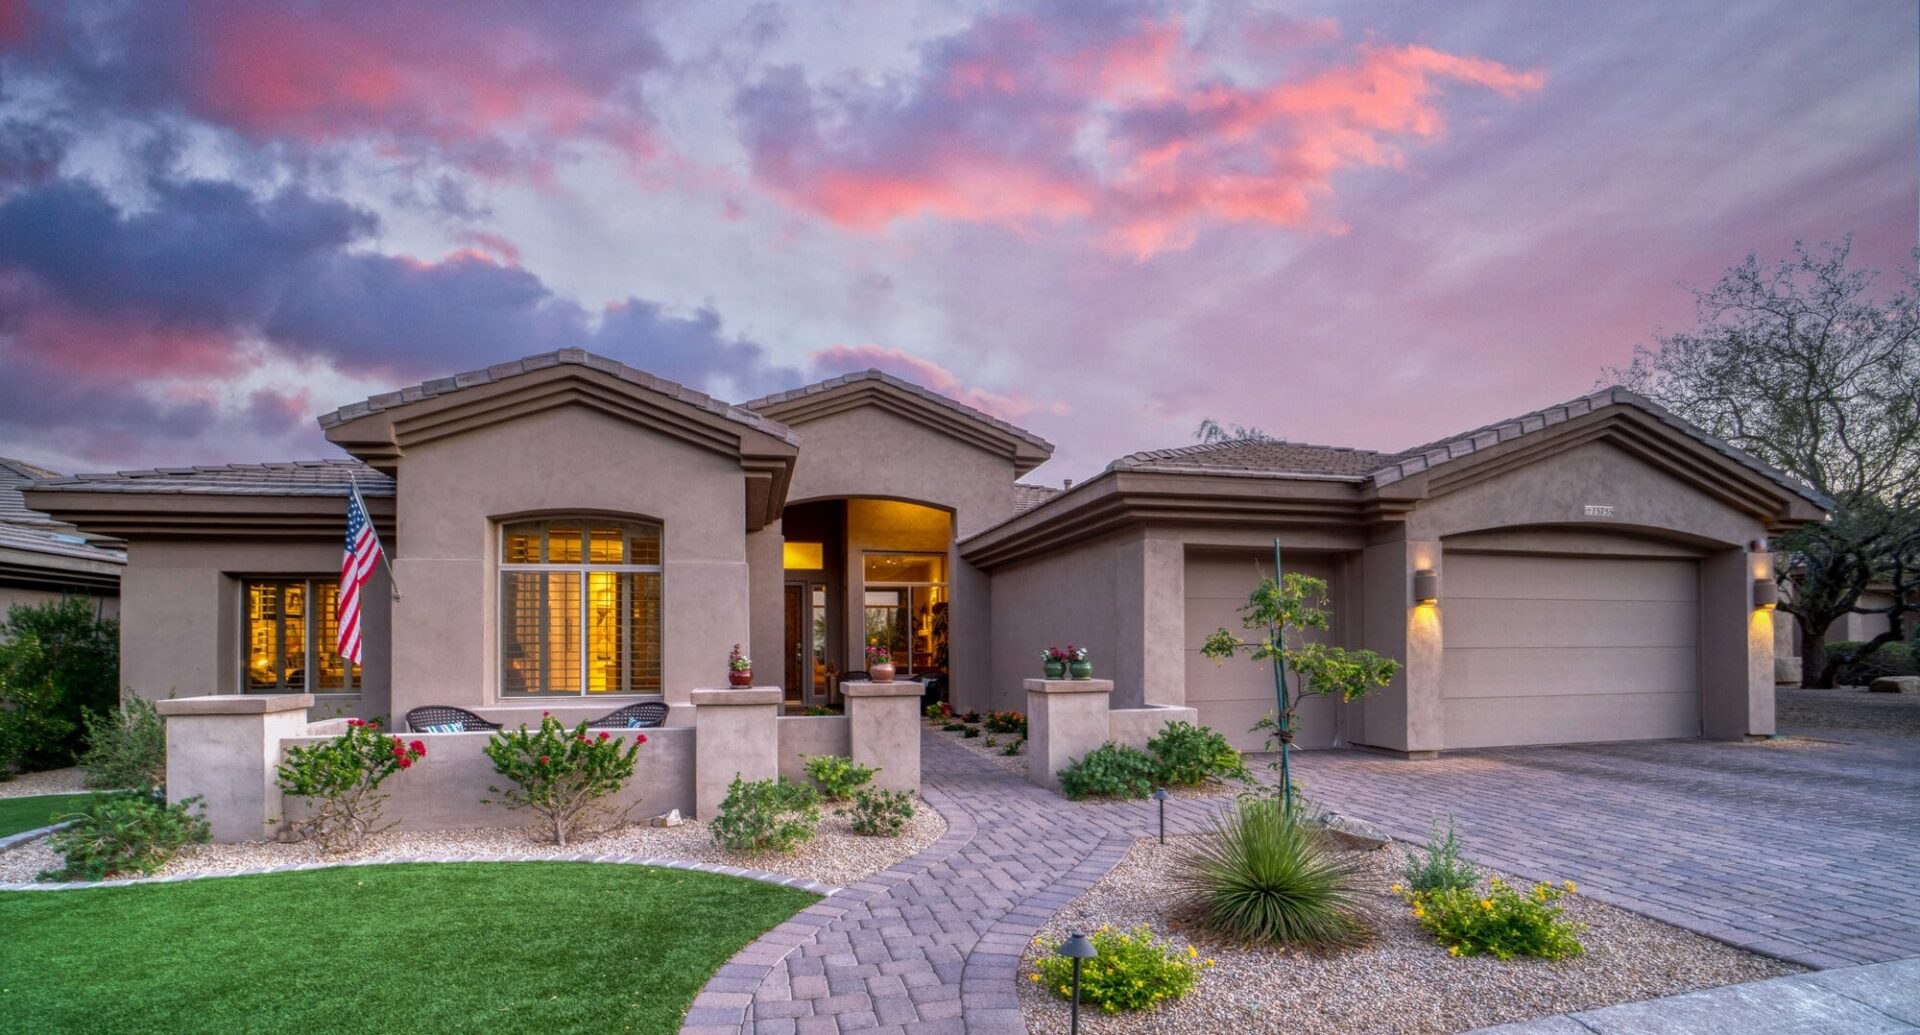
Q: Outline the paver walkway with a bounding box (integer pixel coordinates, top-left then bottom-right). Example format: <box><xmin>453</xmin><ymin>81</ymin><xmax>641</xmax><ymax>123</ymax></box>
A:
<box><xmin>680</xmin><ymin>732</ymin><xmax>1232</xmax><ymax>1034</ymax></box>
<box><xmin>1291</xmin><ymin>733</ymin><xmax>1920</xmax><ymax>970</ymax></box>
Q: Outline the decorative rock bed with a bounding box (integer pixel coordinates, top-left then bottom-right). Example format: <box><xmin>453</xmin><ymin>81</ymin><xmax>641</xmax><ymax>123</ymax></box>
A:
<box><xmin>0</xmin><ymin>801</ymin><xmax>946</xmax><ymax>888</ymax></box>
<box><xmin>1017</xmin><ymin>836</ymin><xmax>1798</xmax><ymax>1035</ymax></box>
<box><xmin>0</xmin><ymin>768</ymin><xmax>90</xmax><ymax>800</ymax></box>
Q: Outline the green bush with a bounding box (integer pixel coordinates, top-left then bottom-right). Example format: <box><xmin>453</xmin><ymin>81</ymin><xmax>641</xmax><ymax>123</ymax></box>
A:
<box><xmin>924</xmin><ymin>702</ymin><xmax>952</xmax><ymax>721</ymax></box>
<box><xmin>1058</xmin><ymin>742</ymin><xmax>1159</xmax><ymax>800</ymax></box>
<box><xmin>1172</xmin><ymin>799</ymin><xmax>1367</xmax><ymax>946</ymax></box>
<box><xmin>483</xmin><ymin>715</ymin><xmax>643</xmax><ymax>847</ymax></box>
<box><xmin>1002</xmin><ymin>736</ymin><xmax>1024</xmax><ymax>756</ymax></box>
<box><xmin>941</xmin><ymin>722</ymin><xmax>967</xmax><ymax>732</ymax></box>
<box><xmin>39</xmin><ymin>788</ymin><xmax>209</xmax><ymax>881</ymax></box>
<box><xmin>1147</xmin><ymin>721</ymin><xmax>1249</xmax><ymax>787</ymax></box>
<box><xmin>960</xmin><ymin>711</ymin><xmax>982</xmax><ymax>724</ymax></box>
<box><xmin>281</xmin><ymin>718</ymin><xmax>428</xmax><ymax>852</ymax></box>
<box><xmin>1824</xmin><ymin>641</ymin><xmax>1919</xmax><ymax>685</ymax></box>
<box><xmin>0</xmin><ymin>599</ymin><xmax>119</xmax><ymax>774</ymax></box>
<box><xmin>802</xmin><ymin>754</ymin><xmax>877</xmax><ymax>801</ymax></box>
<box><xmin>838</xmin><ymin>787</ymin><xmax>915</xmax><ymax>836</ymax></box>
<box><xmin>961</xmin><ymin>727</ymin><xmax>980</xmax><ymax>739</ymax></box>
<box><xmin>1401</xmin><ymin>816</ymin><xmax>1479</xmax><ymax>893</ymax></box>
<box><xmin>710</xmin><ymin>776</ymin><xmax>820</xmax><ymax>853</ymax></box>
<box><xmin>80</xmin><ymin>695</ymin><xmax>167</xmax><ymax>790</ymax></box>
<box><xmin>1031</xmin><ymin>925</ymin><xmax>1206</xmax><ymax>1013</ymax></box>
<box><xmin>983</xmin><ymin>710</ymin><xmax>1027</xmax><ymax>735</ymax></box>
<box><xmin>1403</xmin><ymin>877</ymin><xmax>1584</xmax><ymax>960</ymax></box>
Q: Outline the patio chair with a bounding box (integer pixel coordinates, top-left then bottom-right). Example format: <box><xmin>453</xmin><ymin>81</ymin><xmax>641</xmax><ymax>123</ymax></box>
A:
<box><xmin>404</xmin><ymin>706</ymin><xmax>503</xmax><ymax>734</ymax></box>
<box><xmin>840</xmin><ymin>671</ymin><xmax>869</xmax><ymax>683</ymax></box>
<box><xmin>587</xmin><ymin>701</ymin><xmax>669</xmax><ymax>729</ymax></box>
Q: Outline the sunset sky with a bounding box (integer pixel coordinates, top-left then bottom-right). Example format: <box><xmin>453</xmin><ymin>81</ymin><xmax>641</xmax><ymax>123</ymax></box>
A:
<box><xmin>0</xmin><ymin>0</ymin><xmax>1913</xmax><ymax>483</ymax></box>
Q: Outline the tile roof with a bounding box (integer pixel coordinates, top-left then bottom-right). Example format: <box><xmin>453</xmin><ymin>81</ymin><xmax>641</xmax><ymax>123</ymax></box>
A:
<box><xmin>28</xmin><ymin>459</ymin><xmax>394</xmax><ymax>497</ymax></box>
<box><xmin>1111</xmin><ymin>440</ymin><xmax>1391</xmax><ymax>480</ymax></box>
<box><xmin>1013</xmin><ymin>482</ymin><xmax>1062</xmax><ymax>514</ymax></box>
<box><xmin>315</xmin><ymin>348</ymin><xmax>799</xmax><ymax>446</ymax></box>
<box><xmin>741</xmin><ymin>369</ymin><xmax>1055</xmax><ymax>454</ymax></box>
<box><xmin>0</xmin><ymin>458</ymin><xmax>127</xmax><ymax>565</ymax></box>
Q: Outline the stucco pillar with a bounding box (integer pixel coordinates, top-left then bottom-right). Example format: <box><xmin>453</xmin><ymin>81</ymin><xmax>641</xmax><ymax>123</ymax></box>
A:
<box><xmin>691</xmin><ymin>686</ymin><xmax>781</xmax><ymax>818</ymax></box>
<box><xmin>842</xmin><ymin>680</ymin><xmax>922</xmax><ymax>792</ymax></box>
<box><xmin>1025</xmin><ymin>678</ymin><xmax>1113</xmax><ymax>791</ymax></box>
<box><xmin>156</xmin><ymin>694</ymin><xmax>314</xmax><ymax>843</ymax></box>
<box><xmin>1701</xmin><ymin>548</ymin><xmax>1775</xmax><ymax>738</ymax></box>
<box><xmin>1357</xmin><ymin>539</ymin><xmax>1443</xmax><ymax>757</ymax></box>
<box><xmin>1115</xmin><ymin>535</ymin><xmax>1184</xmax><ymax>710</ymax></box>
<box><xmin>949</xmin><ymin>554</ymin><xmax>991</xmax><ymax>712</ymax></box>
<box><xmin>745</xmin><ymin>523</ymin><xmax>786</xmax><ymax>694</ymax></box>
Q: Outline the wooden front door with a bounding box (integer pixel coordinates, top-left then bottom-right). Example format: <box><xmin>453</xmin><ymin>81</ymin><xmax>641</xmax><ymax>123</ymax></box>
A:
<box><xmin>783</xmin><ymin>584</ymin><xmax>805</xmax><ymax>705</ymax></box>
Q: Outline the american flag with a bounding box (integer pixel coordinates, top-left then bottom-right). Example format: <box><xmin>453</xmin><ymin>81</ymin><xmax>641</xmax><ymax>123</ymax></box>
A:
<box><xmin>337</xmin><ymin>484</ymin><xmax>385</xmax><ymax>665</ymax></box>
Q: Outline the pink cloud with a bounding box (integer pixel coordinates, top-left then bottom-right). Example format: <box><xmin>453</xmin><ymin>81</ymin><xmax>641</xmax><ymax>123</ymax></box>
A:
<box><xmin>737</xmin><ymin>10</ymin><xmax>1544</xmax><ymax>258</ymax></box>
<box><xmin>810</xmin><ymin>344</ymin><xmax>1067</xmax><ymax>424</ymax></box>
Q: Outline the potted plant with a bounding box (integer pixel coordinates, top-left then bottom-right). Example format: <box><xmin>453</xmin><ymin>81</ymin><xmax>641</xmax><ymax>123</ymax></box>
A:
<box><xmin>866</xmin><ymin>644</ymin><xmax>895</xmax><ymax>683</ymax></box>
<box><xmin>1042</xmin><ymin>646</ymin><xmax>1068</xmax><ymax>680</ymax></box>
<box><xmin>728</xmin><ymin>643</ymin><xmax>753</xmax><ymax>687</ymax></box>
<box><xmin>1067</xmin><ymin>644</ymin><xmax>1092</xmax><ymax>680</ymax></box>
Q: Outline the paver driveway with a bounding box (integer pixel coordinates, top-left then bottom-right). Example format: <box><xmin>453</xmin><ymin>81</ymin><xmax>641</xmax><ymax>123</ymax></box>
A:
<box><xmin>1293</xmin><ymin>724</ymin><xmax>1920</xmax><ymax>970</ymax></box>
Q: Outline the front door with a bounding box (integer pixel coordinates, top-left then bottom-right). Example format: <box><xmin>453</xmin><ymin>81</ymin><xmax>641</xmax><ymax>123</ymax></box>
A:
<box><xmin>783</xmin><ymin>584</ymin><xmax>805</xmax><ymax>707</ymax></box>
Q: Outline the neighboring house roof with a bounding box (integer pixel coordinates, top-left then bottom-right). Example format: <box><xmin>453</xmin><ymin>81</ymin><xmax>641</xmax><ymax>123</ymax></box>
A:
<box><xmin>1013</xmin><ymin>482</ymin><xmax>1062</xmax><ymax>514</ymax></box>
<box><xmin>1111</xmin><ymin>440</ymin><xmax>1394</xmax><ymax>481</ymax></box>
<box><xmin>0</xmin><ymin>458</ymin><xmax>128</xmax><ymax>580</ymax></box>
<box><xmin>742</xmin><ymin>369</ymin><xmax>1055</xmax><ymax>474</ymax></box>
<box><xmin>316</xmin><ymin>348</ymin><xmax>797</xmax><ymax>447</ymax></box>
<box><xmin>28</xmin><ymin>459</ymin><xmax>394</xmax><ymax>497</ymax></box>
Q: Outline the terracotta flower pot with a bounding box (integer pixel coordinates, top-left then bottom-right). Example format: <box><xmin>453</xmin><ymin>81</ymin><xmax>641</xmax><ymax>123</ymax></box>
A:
<box><xmin>870</xmin><ymin>662</ymin><xmax>895</xmax><ymax>683</ymax></box>
<box><xmin>729</xmin><ymin>669</ymin><xmax>752</xmax><ymax>687</ymax></box>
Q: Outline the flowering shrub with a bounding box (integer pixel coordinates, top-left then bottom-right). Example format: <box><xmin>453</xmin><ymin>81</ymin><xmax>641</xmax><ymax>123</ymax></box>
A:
<box><xmin>1057</xmin><ymin>742</ymin><xmax>1159</xmax><ymax>800</ymax></box>
<box><xmin>1030</xmin><ymin>925</ymin><xmax>1207</xmax><ymax>1013</ymax></box>
<box><xmin>483</xmin><ymin>714</ymin><xmax>643</xmax><ymax>847</ymax></box>
<box><xmin>960</xmin><ymin>710</ymin><xmax>982</xmax><ymax>724</ymax></box>
<box><xmin>1147</xmin><ymin>721</ymin><xmax>1249</xmax><ymax>787</ymax></box>
<box><xmin>923</xmin><ymin>701</ymin><xmax>952</xmax><ymax>721</ymax></box>
<box><xmin>728</xmin><ymin>643</ymin><xmax>752</xmax><ymax>673</ymax></box>
<box><xmin>276</xmin><ymin>718</ymin><xmax>425</xmax><ymax>852</ymax></box>
<box><xmin>864</xmin><ymin>645</ymin><xmax>893</xmax><ymax>667</ymax></box>
<box><xmin>838</xmin><ymin>786</ymin><xmax>915</xmax><ymax>836</ymax></box>
<box><xmin>1042</xmin><ymin>646</ymin><xmax>1069</xmax><ymax>664</ymax></box>
<box><xmin>802</xmin><ymin>754</ymin><xmax>877</xmax><ymax>801</ymax></box>
<box><xmin>40</xmin><ymin>788</ymin><xmax>208</xmax><ymax>881</ymax></box>
<box><xmin>983</xmin><ymin>710</ymin><xmax>1026</xmax><ymax>735</ymax></box>
<box><xmin>711</xmin><ymin>776</ymin><xmax>820</xmax><ymax>853</ymax></box>
<box><xmin>1401</xmin><ymin>877</ymin><xmax>1585</xmax><ymax>959</ymax></box>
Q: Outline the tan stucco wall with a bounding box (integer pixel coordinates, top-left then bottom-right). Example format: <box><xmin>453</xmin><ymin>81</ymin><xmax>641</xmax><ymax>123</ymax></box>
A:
<box><xmin>119</xmin><ymin>538</ymin><xmax>391</xmax><ymax>718</ymax></box>
<box><xmin>1185</xmin><ymin>550</ymin><xmax>1346</xmax><ymax>752</ymax></box>
<box><xmin>986</xmin><ymin>532</ymin><xmax>1133</xmax><ymax>713</ymax></box>
<box><xmin>387</xmin><ymin>404</ymin><xmax>749</xmax><ymax>714</ymax></box>
<box><xmin>775</xmin><ymin>714</ymin><xmax>852</xmax><ymax>784</ymax></box>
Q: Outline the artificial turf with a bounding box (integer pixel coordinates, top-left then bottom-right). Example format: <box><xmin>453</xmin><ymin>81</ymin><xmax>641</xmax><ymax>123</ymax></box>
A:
<box><xmin>0</xmin><ymin>861</ymin><xmax>815</xmax><ymax>1034</ymax></box>
<box><xmin>0</xmin><ymin>792</ymin><xmax>96</xmax><ymax>838</ymax></box>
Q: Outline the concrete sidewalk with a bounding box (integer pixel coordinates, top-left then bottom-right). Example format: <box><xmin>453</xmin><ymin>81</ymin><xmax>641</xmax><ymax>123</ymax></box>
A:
<box><xmin>1471</xmin><ymin>957</ymin><xmax>1920</xmax><ymax>1034</ymax></box>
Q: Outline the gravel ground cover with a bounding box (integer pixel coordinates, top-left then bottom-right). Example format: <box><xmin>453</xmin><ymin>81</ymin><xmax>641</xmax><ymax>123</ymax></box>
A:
<box><xmin>1</xmin><ymin>798</ymin><xmax>945</xmax><ymax>886</ymax></box>
<box><xmin>1018</xmin><ymin>836</ymin><xmax>1798</xmax><ymax>1035</ymax></box>
<box><xmin>0</xmin><ymin>767</ymin><xmax>89</xmax><ymax>799</ymax></box>
<box><xmin>1777</xmin><ymin>685</ymin><xmax>1920</xmax><ymax>739</ymax></box>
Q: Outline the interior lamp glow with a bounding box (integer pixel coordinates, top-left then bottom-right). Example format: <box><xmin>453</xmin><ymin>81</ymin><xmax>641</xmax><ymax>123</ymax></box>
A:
<box><xmin>782</xmin><ymin>542</ymin><xmax>823</xmax><ymax>570</ymax></box>
<box><xmin>1413</xmin><ymin>569</ymin><xmax>1440</xmax><ymax>606</ymax></box>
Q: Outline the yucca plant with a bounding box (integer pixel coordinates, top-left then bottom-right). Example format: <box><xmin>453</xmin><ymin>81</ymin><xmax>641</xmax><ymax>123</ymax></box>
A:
<box><xmin>1173</xmin><ymin>799</ymin><xmax>1368</xmax><ymax>947</ymax></box>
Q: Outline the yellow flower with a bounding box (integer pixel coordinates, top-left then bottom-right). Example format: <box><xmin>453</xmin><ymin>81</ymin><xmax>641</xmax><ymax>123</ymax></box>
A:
<box><xmin>1187</xmin><ymin>945</ymin><xmax>1198</xmax><ymax>958</ymax></box>
<box><xmin>1391</xmin><ymin>883</ymin><xmax>1403</xmax><ymax>893</ymax></box>
<box><xmin>1480</xmin><ymin>899</ymin><xmax>1493</xmax><ymax>910</ymax></box>
<box><xmin>1205</xmin><ymin>959</ymin><xmax>1216</xmax><ymax>968</ymax></box>
<box><xmin>1030</xmin><ymin>973</ymin><xmax>1040</xmax><ymax>983</ymax></box>
<box><xmin>1563</xmin><ymin>880</ymin><xmax>1577</xmax><ymax>893</ymax></box>
<box><xmin>1449</xmin><ymin>945</ymin><xmax>1461</xmax><ymax>957</ymax></box>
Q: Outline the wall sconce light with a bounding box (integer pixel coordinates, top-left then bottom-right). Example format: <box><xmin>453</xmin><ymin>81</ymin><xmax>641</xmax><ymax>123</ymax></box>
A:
<box><xmin>1413</xmin><ymin>569</ymin><xmax>1440</xmax><ymax>605</ymax></box>
<box><xmin>1752</xmin><ymin>579</ymin><xmax>1779</xmax><ymax>610</ymax></box>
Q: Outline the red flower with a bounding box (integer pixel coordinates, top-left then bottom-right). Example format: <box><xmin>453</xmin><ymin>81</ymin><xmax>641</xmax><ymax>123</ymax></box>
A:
<box><xmin>597</xmin><ymin>731</ymin><xmax>610</xmax><ymax>741</ymax></box>
<box><xmin>367</xmin><ymin>719</ymin><xmax>380</xmax><ymax>729</ymax></box>
<box><xmin>409</xmin><ymin>740</ymin><xmax>427</xmax><ymax>757</ymax></box>
<box><xmin>540</xmin><ymin>755</ymin><xmax>550</xmax><ymax>765</ymax></box>
<box><xmin>398</xmin><ymin>756</ymin><xmax>412</xmax><ymax>769</ymax></box>
<box><xmin>392</xmin><ymin>746</ymin><xmax>406</xmax><ymax>759</ymax></box>
<box><xmin>347</xmin><ymin>718</ymin><xmax>363</xmax><ymax>727</ymax></box>
<box><xmin>542</xmin><ymin>710</ymin><xmax>550</xmax><ymax>717</ymax></box>
<box><xmin>636</xmin><ymin>734</ymin><xmax>648</xmax><ymax>746</ymax></box>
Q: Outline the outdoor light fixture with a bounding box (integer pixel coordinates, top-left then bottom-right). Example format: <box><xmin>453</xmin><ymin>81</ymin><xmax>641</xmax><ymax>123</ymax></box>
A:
<box><xmin>1753</xmin><ymin>579</ymin><xmax>1779</xmax><ymax>610</ymax></box>
<box><xmin>1057</xmin><ymin>931</ymin><xmax>1098</xmax><ymax>1035</ymax></box>
<box><xmin>1152</xmin><ymin>787</ymin><xmax>1170</xmax><ymax>845</ymax></box>
<box><xmin>1413</xmin><ymin>569</ymin><xmax>1440</xmax><ymax>605</ymax></box>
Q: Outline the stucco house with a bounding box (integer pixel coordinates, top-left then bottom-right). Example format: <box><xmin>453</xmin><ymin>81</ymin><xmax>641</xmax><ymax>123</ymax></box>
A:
<box><xmin>24</xmin><ymin>349</ymin><xmax>1827</xmax><ymax>757</ymax></box>
<box><xmin>0</xmin><ymin>458</ymin><xmax>123</xmax><ymax>620</ymax></box>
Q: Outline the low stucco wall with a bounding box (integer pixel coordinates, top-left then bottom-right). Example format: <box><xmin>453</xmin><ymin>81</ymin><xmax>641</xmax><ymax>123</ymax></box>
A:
<box><xmin>1107</xmin><ymin>705</ymin><xmax>1200</xmax><ymax>752</ymax></box>
<box><xmin>275</xmin><ymin>725</ymin><xmax>696</xmax><ymax>835</ymax></box>
<box><xmin>776</xmin><ymin>715</ymin><xmax>851</xmax><ymax>784</ymax></box>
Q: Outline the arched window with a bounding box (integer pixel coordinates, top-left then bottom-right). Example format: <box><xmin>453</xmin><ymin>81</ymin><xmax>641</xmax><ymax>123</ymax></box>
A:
<box><xmin>499</xmin><ymin>519</ymin><xmax>661</xmax><ymax>697</ymax></box>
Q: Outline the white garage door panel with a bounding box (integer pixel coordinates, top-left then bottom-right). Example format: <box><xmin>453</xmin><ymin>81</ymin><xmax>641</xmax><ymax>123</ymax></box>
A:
<box><xmin>1443</xmin><ymin>692</ymin><xmax>1699</xmax><ymax>750</ymax></box>
<box><xmin>1442</xmin><ymin>646</ymin><xmax>1697</xmax><ymax>698</ymax></box>
<box><xmin>1443</xmin><ymin>553</ymin><xmax>1699</xmax><ymax>748</ymax></box>
<box><xmin>1447</xmin><ymin>554</ymin><xmax>1700</xmax><ymax>602</ymax></box>
<box><xmin>1441</xmin><ymin>599</ymin><xmax>1698</xmax><ymax>650</ymax></box>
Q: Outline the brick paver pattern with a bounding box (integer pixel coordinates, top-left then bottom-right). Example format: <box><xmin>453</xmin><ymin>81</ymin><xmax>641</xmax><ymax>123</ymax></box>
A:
<box><xmin>1293</xmin><ymin>734</ymin><xmax>1920</xmax><ymax>971</ymax></box>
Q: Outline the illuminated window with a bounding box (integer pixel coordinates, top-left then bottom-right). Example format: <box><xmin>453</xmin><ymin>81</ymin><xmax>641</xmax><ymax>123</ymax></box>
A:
<box><xmin>862</xmin><ymin>552</ymin><xmax>948</xmax><ymax>674</ymax></box>
<box><xmin>783</xmin><ymin>541</ymin><xmax>824</xmax><ymax>570</ymax></box>
<box><xmin>244</xmin><ymin>578</ymin><xmax>361</xmax><ymax>693</ymax></box>
<box><xmin>500</xmin><ymin>519</ymin><xmax>662</xmax><ymax>697</ymax></box>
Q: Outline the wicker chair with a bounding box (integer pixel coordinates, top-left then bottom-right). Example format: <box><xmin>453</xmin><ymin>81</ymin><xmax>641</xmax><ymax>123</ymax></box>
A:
<box><xmin>587</xmin><ymin>701</ymin><xmax>670</xmax><ymax>730</ymax></box>
<box><xmin>404</xmin><ymin>706</ymin><xmax>502</xmax><ymax>733</ymax></box>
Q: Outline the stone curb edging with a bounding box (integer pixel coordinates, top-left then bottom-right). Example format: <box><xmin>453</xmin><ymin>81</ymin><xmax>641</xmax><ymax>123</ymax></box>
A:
<box><xmin>0</xmin><ymin>852</ymin><xmax>843</xmax><ymax>896</ymax></box>
<box><xmin>679</xmin><ymin>783</ymin><xmax>982</xmax><ymax>1035</ymax></box>
<box><xmin>0</xmin><ymin>820</ymin><xmax>75</xmax><ymax>855</ymax></box>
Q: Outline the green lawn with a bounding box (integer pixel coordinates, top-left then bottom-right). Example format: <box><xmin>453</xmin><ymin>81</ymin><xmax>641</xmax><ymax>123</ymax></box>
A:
<box><xmin>0</xmin><ymin>862</ymin><xmax>815</xmax><ymax>1034</ymax></box>
<box><xmin>0</xmin><ymin>793</ymin><xmax>96</xmax><ymax>838</ymax></box>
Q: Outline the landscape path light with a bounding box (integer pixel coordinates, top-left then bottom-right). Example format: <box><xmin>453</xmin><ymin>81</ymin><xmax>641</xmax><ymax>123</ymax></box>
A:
<box><xmin>1152</xmin><ymin>786</ymin><xmax>1169</xmax><ymax>845</ymax></box>
<box><xmin>1057</xmin><ymin>930</ymin><xmax>1097</xmax><ymax>1035</ymax></box>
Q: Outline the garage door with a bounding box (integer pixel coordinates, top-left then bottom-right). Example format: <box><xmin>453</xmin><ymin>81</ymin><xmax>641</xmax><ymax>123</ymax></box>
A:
<box><xmin>1184</xmin><ymin>552</ymin><xmax>1341</xmax><ymax>753</ymax></box>
<box><xmin>1442</xmin><ymin>553</ymin><xmax>1699</xmax><ymax>749</ymax></box>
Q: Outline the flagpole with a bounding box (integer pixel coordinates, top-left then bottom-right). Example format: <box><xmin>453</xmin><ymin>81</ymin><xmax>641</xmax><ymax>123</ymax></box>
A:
<box><xmin>349</xmin><ymin>474</ymin><xmax>402</xmax><ymax>602</ymax></box>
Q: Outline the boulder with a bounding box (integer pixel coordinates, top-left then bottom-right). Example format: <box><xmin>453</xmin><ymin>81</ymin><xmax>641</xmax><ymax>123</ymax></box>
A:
<box><xmin>649</xmin><ymin>808</ymin><xmax>684</xmax><ymax>827</ymax></box>
<box><xmin>1868</xmin><ymin>675</ymin><xmax>1920</xmax><ymax>694</ymax></box>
